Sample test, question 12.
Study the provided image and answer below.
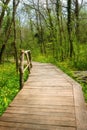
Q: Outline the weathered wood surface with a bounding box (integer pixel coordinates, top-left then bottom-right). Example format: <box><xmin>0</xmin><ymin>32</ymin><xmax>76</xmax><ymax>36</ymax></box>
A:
<box><xmin>0</xmin><ymin>62</ymin><xmax>87</xmax><ymax>130</ymax></box>
<box><xmin>19</xmin><ymin>50</ymin><xmax>32</xmax><ymax>89</ymax></box>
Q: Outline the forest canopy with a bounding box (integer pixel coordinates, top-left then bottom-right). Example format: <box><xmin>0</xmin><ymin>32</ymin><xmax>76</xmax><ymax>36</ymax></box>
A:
<box><xmin>0</xmin><ymin>0</ymin><xmax>87</xmax><ymax>64</ymax></box>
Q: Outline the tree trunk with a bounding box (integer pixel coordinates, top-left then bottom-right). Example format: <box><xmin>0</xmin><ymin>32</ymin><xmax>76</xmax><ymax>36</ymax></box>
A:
<box><xmin>56</xmin><ymin>0</ymin><xmax>63</xmax><ymax>61</ymax></box>
<box><xmin>0</xmin><ymin>0</ymin><xmax>10</xmax><ymax>29</ymax></box>
<box><xmin>38</xmin><ymin>0</ymin><xmax>46</xmax><ymax>55</ymax></box>
<box><xmin>0</xmin><ymin>19</ymin><xmax>12</xmax><ymax>63</ymax></box>
<box><xmin>67</xmin><ymin>0</ymin><xmax>73</xmax><ymax>58</ymax></box>
<box><xmin>13</xmin><ymin>0</ymin><xmax>18</xmax><ymax>71</ymax></box>
<box><xmin>75</xmin><ymin>0</ymin><xmax>79</xmax><ymax>40</ymax></box>
<box><xmin>46</xmin><ymin>0</ymin><xmax>55</xmax><ymax>57</ymax></box>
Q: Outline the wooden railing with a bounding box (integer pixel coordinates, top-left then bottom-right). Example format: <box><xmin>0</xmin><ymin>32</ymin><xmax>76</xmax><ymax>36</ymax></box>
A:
<box><xmin>19</xmin><ymin>50</ymin><xmax>32</xmax><ymax>89</ymax></box>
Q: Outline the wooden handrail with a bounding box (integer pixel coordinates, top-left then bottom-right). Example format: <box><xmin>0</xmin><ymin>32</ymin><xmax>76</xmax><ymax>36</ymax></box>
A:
<box><xmin>19</xmin><ymin>50</ymin><xmax>32</xmax><ymax>89</ymax></box>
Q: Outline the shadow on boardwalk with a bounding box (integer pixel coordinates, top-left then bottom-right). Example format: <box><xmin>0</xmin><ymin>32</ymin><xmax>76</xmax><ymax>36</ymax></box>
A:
<box><xmin>0</xmin><ymin>62</ymin><xmax>87</xmax><ymax>130</ymax></box>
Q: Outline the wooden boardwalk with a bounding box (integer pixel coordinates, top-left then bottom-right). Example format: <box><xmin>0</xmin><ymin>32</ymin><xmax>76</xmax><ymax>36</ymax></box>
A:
<box><xmin>0</xmin><ymin>62</ymin><xmax>87</xmax><ymax>130</ymax></box>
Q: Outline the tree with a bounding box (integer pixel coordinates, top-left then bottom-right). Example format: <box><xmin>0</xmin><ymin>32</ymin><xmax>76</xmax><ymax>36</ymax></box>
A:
<box><xmin>67</xmin><ymin>0</ymin><xmax>73</xmax><ymax>58</ymax></box>
<box><xmin>75</xmin><ymin>0</ymin><xmax>79</xmax><ymax>40</ymax></box>
<box><xmin>12</xmin><ymin>0</ymin><xmax>20</xmax><ymax>71</ymax></box>
<box><xmin>0</xmin><ymin>0</ymin><xmax>10</xmax><ymax>29</ymax></box>
<box><xmin>0</xmin><ymin>0</ymin><xmax>20</xmax><ymax>63</ymax></box>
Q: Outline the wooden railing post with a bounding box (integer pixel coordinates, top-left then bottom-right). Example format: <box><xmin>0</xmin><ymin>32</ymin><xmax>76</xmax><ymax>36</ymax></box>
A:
<box><xmin>28</xmin><ymin>51</ymin><xmax>32</xmax><ymax>68</ymax></box>
<box><xmin>19</xmin><ymin>50</ymin><xmax>32</xmax><ymax>89</ymax></box>
<box><xmin>19</xmin><ymin>50</ymin><xmax>24</xmax><ymax>89</ymax></box>
<box><xmin>25</xmin><ymin>51</ymin><xmax>30</xmax><ymax>73</ymax></box>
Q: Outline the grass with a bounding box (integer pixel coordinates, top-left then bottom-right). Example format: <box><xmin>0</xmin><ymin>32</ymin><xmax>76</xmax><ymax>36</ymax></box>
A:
<box><xmin>33</xmin><ymin>54</ymin><xmax>54</xmax><ymax>63</ymax></box>
<box><xmin>0</xmin><ymin>62</ymin><xmax>29</xmax><ymax>116</ymax></box>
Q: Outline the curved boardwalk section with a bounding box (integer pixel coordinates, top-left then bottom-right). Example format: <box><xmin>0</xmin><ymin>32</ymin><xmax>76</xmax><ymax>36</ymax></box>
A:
<box><xmin>0</xmin><ymin>62</ymin><xmax>87</xmax><ymax>130</ymax></box>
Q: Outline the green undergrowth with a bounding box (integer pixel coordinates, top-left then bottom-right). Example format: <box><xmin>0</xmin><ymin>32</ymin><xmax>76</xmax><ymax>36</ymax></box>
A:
<box><xmin>33</xmin><ymin>54</ymin><xmax>54</xmax><ymax>63</ymax></box>
<box><xmin>0</xmin><ymin>62</ymin><xmax>29</xmax><ymax>116</ymax></box>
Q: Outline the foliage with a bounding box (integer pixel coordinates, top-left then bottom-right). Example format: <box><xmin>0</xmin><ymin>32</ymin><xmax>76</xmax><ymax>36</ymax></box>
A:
<box><xmin>82</xmin><ymin>83</ymin><xmax>87</xmax><ymax>102</ymax></box>
<box><xmin>33</xmin><ymin>54</ymin><xmax>54</xmax><ymax>63</ymax></box>
<box><xmin>0</xmin><ymin>62</ymin><xmax>28</xmax><ymax>116</ymax></box>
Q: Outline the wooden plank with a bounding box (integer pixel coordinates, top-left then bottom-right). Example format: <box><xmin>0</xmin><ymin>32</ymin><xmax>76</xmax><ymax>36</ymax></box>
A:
<box><xmin>10</xmin><ymin>98</ymin><xmax>74</xmax><ymax>106</ymax></box>
<box><xmin>4</xmin><ymin>108</ymin><xmax>75</xmax><ymax>118</ymax></box>
<box><xmin>14</xmin><ymin>93</ymin><xmax>73</xmax><ymax>98</ymax></box>
<box><xmin>5</xmin><ymin>106</ymin><xmax>75</xmax><ymax>114</ymax></box>
<box><xmin>1</xmin><ymin>112</ymin><xmax>75</xmax><ymax>120</ymax></box>
<box><xmin>25</xmin><ymin>82</ymin><xmax>71</xmax><ymax>87</ymax></box>
<box><xmin>0</xmin><ymin>114</ymin><xmax>76</xmax><ymax>127</ymax></box>
<box><xmin>18</xmin><ymin>91</ymin><xmax>73</xmax><ymax>97</ymax></box>
<box><xmin>0</xmin><ymin>122</ymin><xmax>76</xmax><ymax>130</ymax></box>
<box><xmin>15</xmin><ymin>94</ymin><xmax>73</xmax><ymax>100</ymax></box>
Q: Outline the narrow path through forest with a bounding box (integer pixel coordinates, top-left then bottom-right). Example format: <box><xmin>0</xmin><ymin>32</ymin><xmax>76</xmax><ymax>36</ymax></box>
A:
<box><xmin>0</xmin><ymin>62</ymin><xmax>87</xmax><ymax>130</ymax></box>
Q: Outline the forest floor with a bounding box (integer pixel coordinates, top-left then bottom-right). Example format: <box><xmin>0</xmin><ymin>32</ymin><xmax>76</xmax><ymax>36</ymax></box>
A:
<box><xmin>0</xmin><ymin>62</ymin><xmax>29</xmax><ymax>115</ymax></box>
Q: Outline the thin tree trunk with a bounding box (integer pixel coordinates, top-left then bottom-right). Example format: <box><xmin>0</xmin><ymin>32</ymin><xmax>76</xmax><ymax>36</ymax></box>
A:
<box><xmin>0</xmin><ymin>26</ymin><xmax>12</xmax><ymax>63</ymax></box>
<box><xmin>46</xmin><ymin>0</ymin><xmax>55</xmax><ymax>57</ymax></box>
<box><xmin>32</xmin><ymin>0</ymin><xmax>42</xmax><ymax>54</ymax></box>
<box><xmin>19</xmin><ymin>17</ymin><xmax>22</xmax><ymax>50</ymax></box>
<box><xmin>0</xmin><ymin>17</ymin><xmax>12</xmax><ymax>63</ymax></box>
<box><xmin>0</xmin><ymin>0</ymin><xmax>10</xmax><ymax>29</ymax></box>
<box><xmin>75</xmin><ymin>0</ymin><xmax>79</xmax><ymax>40</ymax></box>
<box><xmin>67</xmin><ymin>0</ymin><xmax>73</xmax><ymax>58</ymax></box>
<box><xmin>56</xmin><ymin>0</ymin><xmax>63</xmax><ymax>61</ymax></box>
<box><xmin>13</xmin><ymin>0</ymin><xmax>18</xmax><ymax>71</ymax></box>
<box><xmin>37</xmin><ymin>0</ymin><xmax>44</xmax><ymax>54</ymax></box>
<box><xmin>38</xmin><ymin>1</ymin><xmax>46</xmax><ymax>55</ymax></box>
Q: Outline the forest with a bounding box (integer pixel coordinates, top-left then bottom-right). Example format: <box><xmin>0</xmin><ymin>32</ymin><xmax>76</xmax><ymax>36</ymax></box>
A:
<box><xmin>0</xmin><ymin>0</ymin><xmax>87</xmax><ymax>115</ymax></box>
